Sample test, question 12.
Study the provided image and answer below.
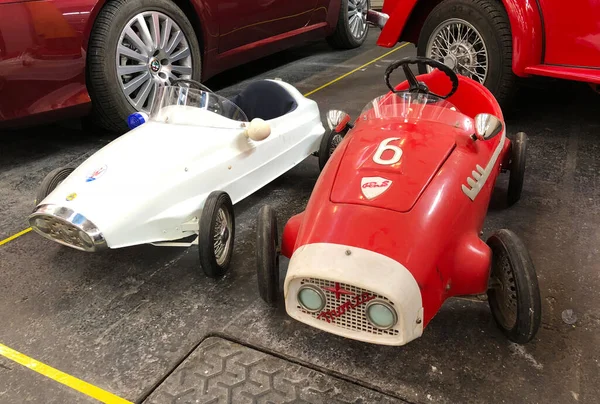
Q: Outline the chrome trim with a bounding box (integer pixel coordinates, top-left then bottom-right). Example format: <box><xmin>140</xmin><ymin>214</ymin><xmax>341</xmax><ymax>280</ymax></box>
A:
<box><xmin>297</xmin><ymin>284</ymin><xmax>326</xmax><ymax>313</ymax></box>
<box><xmin>366</xmin><ymin>10</ymin><xmax>389</xmax><ymax>29</ymax></box>
<box><xmin>365</xmin><ymin>299</ymin><xmax>398</xmax><ymax>330</ymax></box>
<box><xmin>28</xmin><ymin>204</ymin><xmax>107</xmax><ymax>252</ymax></box>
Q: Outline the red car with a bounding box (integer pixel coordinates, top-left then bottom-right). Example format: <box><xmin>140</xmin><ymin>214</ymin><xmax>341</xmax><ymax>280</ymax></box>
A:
<box><xmin>255</xmin><ymin>57</ymin><xmax>542</xmax><ymax>346</ymax></box>
<box><xmin>370</xmin><ymin>0</ymin><xmax>600</xmax><ymax>107</ymax></box>
<box><xmin>0</xmin><ymin>0</ymin><xmax>370</xmax><ymax>131</ymax></box>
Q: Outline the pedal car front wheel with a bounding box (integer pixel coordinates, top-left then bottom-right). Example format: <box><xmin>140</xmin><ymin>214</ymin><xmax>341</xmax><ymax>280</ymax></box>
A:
<box><xmin>318</xmin><ymin>128</ymin><xmax>346</xmax><ymax>171</ymax></box>
<box><xmin>507</xmin><ymin>132</ymin><xmax>527</xmax><ymax>206</ymax></box>
<box><xmin>36</xmin><ymin>167</ymin><xmax>74</xmax><ymax>205</ymax></box>
<box><xmin>487</xmin><ymin>229</ymin><xmax>541</xmax><ymax>343</ymax></box>
<box><xmin>256</xmin><ymin>205</ymin><xmax>280</xmax><ymax>306</ymax></box>
<box><xmin>199</xmin><ymin>191</ymin><xmax>235</xmax><ymax>278</ymax></box>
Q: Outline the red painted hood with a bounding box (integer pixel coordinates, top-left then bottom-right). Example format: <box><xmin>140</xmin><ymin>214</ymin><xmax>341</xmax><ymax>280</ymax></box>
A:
<box><xmin>330</xmin><ymin>121</ymin><xmax>457</xmax><ymax>212</ymax></box>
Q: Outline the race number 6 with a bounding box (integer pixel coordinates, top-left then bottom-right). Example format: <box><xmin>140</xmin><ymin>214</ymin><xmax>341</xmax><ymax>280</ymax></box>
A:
<box><xmin>373</xmin><ymin>137</ymin><xmax>402</xmax><ymax>165</ymax></box>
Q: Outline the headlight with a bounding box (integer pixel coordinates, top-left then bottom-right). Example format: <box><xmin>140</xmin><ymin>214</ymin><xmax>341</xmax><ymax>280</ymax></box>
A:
<box><xmin>366</xmin><ymin>300</ymin><xmax>397</xmax><ymax>329</ymax></box>
<box><xmin>297</xmin><ymin>285</ymin><xmax>326</xmax><ymax>312</ymax></box>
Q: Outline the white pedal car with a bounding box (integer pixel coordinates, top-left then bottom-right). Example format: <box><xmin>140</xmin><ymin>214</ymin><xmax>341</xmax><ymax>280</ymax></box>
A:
<box><xmin>29</xmin><ymin>79</ymin><xmax>332</xmax><ymax>277</ymax></box>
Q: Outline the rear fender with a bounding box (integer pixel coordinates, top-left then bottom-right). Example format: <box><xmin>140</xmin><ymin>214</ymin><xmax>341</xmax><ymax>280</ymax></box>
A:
<box><xmin>376</xmin><ymin>0</ymin><xmax>543</xmax><ymax>77</ymax></box>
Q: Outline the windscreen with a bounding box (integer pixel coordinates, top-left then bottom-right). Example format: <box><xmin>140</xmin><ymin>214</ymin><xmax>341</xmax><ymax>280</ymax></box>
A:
<box><xmin>360</xmin><ymin>92</ymin><xmax>474</xmax><ymax>133</ymax></box>
<box><xmin>150</xmin><ymin>86</ymin><xmax>248</xmax><ymax>129</ymax></box>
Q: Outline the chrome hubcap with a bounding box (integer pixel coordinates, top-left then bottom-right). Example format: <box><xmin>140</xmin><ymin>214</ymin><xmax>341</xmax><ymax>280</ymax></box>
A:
<box><xmin>348</xmin><ymin>0</ymin><xmax>368</xmax><ymax>40</ymax></box>
<box><xmin>117</xmin><ymin>11</ymin><xmax>193</xmax><ymax>113</ymax></box>
<box><xmin>213</xmin><ymin>208</ymin><xmax>232</xmax><ymax>266</ymax></box>
<box><xmin>329</xmin><ymin>134</ymin><xmax>343</xmax><ymax>156</ymax></box>
<box><xmin>426</xmin><ymin>19</ymin><xmax>489</xmax><ymax>84</ymax></box>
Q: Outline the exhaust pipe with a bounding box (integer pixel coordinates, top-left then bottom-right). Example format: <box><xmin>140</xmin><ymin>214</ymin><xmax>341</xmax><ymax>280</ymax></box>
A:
<box><xmin>367</xmin><ymin>10</ymin><xmax>389</xmax><ymax>29</ymax></box>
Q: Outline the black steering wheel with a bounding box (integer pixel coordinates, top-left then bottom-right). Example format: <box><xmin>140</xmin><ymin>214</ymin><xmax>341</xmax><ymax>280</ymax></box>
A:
<box><xmin>171</xmin><ymin>78</ymin><xmax>214</xmax><ymax>93</ymax></box>
<box><xmin>384</xmin><ymin>56</ymin><xmax>459</xmax><ymax>99</ymax></box>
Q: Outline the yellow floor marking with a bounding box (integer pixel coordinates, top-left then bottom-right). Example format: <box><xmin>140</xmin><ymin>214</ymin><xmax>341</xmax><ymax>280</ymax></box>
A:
<box><xmin>303</xmin><ymin>42</ymin><xmax>410</xmax><ymax>97</ymax></box>
<box><xmin>0</xmin><ymin>41</ymin><xmax>411</xmax><ymax>401</ymax></box>
<box><xmin>0</xmin><ymin>343</ymin><xmax>132</xmax><ymax>403</ymax></box>
<box><xmin>0</xmin><ymin>227</ymin><xmax>32</xmax><ymax>246</ymax></box>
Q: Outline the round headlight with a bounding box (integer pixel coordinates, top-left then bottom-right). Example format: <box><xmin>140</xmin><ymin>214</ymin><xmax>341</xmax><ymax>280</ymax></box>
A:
<box><xmin>297</xmin><ymin>285</ymin><xmax>326</xmax><ymax>312</ymax></box>
<box><xmin>78</xmin><ymin>230</ymin><xmax>94</xmax><ymax>247</ymax></box>
<box><xmin>366</xmin><ymin>300</ymin><xmax>397</xmax><ymax>329</ymax></box>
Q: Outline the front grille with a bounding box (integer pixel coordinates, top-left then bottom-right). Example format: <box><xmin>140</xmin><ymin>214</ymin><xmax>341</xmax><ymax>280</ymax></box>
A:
<box><xmin>32</xmin><ymin>215</ymin><xmax>90</xmax><ymax>250</ymax></box>
<box><xmin>297</xmin><ymin>278</ymin><xmax>399</xmax><ymax>336</ymax></box>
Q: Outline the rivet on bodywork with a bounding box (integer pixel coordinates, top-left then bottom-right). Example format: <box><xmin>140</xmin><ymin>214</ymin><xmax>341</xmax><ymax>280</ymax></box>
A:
<box><xmin>184</xmin><ymin>167</ymin><xmax>188</xmax><ymax>172</ymax></box>
<box><xmin>416</xmin><ymin>317</ymin><xmax>422</xmax><ymax>324</ymax></box>
<box><xmin>345</xmin><ymin>250</ymin><xmax>351</xmax><ymax>256</ymax></box>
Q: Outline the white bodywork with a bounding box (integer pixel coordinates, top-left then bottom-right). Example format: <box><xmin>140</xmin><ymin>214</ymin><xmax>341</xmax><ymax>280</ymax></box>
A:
<box><xmin>32</xmin><ymin>80</ymin><xmax>324</xmax><ymax>249</ymax></box>
<box><xmin>284</xmin><ymin>243</ymin><xmax>424</xmax><ymax>346</ymax></box>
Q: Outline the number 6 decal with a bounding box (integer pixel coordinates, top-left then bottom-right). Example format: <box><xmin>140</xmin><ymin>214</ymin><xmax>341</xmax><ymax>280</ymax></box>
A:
<box><xmin>373</xmin><ymin>137</ymin><xmax>402</xmax><ymax>165</ymax></box>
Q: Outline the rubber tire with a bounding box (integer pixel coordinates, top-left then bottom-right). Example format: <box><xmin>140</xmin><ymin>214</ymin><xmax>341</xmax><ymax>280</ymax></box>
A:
<box><xmin>87</xmin><ymin>0</ymin><xmax>202</xmax><ymax>133</ymax></box>
<box><xmin>507</xmin><ymin>132</ymin><xmax>527</xmax><ymax>206</ymax></box>
<box><xmin>36</xmin><ymin>167</ymin><xmax>74</xmax><ymax>205</ymax></box>
<box><xmin>318</xmin><ymin>128</ymin><xmax>346</xmax><ymax>171</ymax></box>
<box><xmin>199</xmin><ymin>191</ymin><xmax>235</xmax><ymax>278</ymax></box>
<box><xmin>487</xmin><ymin>229</ymin><xmax>541</xmax><ymax>344</ymax></box>
<box><xmin>327</xmin><ymin>0</ymin><xmax>370</xmax><ymax>49</ymax></box>
<box><xmin>417</xmin><ymin>0</ymin><xmax>517</xmax><ymax>108</ymax></box>
<box><xmin>256</xmin><ymin>205</ymin><xmax>280</xmax><ymax>306</ymax></box>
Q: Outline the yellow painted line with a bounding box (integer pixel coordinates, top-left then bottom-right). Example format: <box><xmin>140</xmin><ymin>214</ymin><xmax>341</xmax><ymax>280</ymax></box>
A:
<box><xmin>303</xmin><ymin>42</ymin><xmax>410</xmax><ymax>97</ymax></box>
<box><xmin>0</xmin><ymin>343</ymin><xmax>132</xmax><ymax>404</ymax></box>
<box><xmin>0</xmin><ymin>227</ymin><xmax>32</xmax><ymax>246</ymax></box>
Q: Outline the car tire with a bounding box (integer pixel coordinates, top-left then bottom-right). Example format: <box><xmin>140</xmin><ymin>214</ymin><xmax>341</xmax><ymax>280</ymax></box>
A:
<box><xmin>199</xmin><ymin>191</ymin><xmax>235</xmax><ymax>278</ymax></box>
<box><xmin>318</xmin><ymin>128</ymin><xmax>346</xmax><ymax>171</ymax></box>
<box><xmin>487</xmin><ymin>229</ymin><xmax>541</xmax><ymax>344</ymax></box>
<box><xmin>417</xmin><ymin>0</ymin><xmax>517</xmax><ymax>108</ymax></box>
<box><xmin>256</xmin><ymin>205</ymin><xmax>280</xmax><ymax>306</ymax></box>
<box><xmin>36</xmin><ymin>167</ymin><xmax>74</xmax><ymax>205</ymax></box>
<box><xmin>507</xmin><ymin>131</ymin><xmax>527</xmax><ymax>206</ymax></box>
<box><xmin>87</xmin><ymin>0</ymin><xmax>202</xmax><ymax>133</ymax></box>
<box><xmin>327</xmin><ymin>0</ymin><xmax>370</xmax><ymax>49</ymax></box>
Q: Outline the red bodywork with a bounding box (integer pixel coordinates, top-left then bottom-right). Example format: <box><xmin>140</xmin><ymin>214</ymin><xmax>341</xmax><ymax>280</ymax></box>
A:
<box><xmin>281</xmin><ymin>70</ymin><xmax>511</xmax><ymax>327</ymax></box>
<box><xmin>0</xmin><ymin>0</ymin><xmax>340</xmax><ymax>127</ymax></box>
<box><xmin>376</xmin><ymin>0</ymin><xmax>600</xmax><ymax>83</ymax></box>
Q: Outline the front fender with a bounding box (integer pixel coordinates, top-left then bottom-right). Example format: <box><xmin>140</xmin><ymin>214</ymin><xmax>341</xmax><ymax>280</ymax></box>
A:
<box><xmin>376</xmin><ymin>0</ymin><xmax>543</xmax><ymax>77</ymax></box>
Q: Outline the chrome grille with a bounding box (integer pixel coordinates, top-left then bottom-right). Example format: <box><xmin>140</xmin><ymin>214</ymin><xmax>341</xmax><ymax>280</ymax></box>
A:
<box><xmin>298</xmin><ymin>278</ymin><xmax>399</xmax><ymax>336</ymax></box>
<box><xmin>31</xmin><ymin>215</ymin><xmax>90</xmax><ymax>250</ymax></box>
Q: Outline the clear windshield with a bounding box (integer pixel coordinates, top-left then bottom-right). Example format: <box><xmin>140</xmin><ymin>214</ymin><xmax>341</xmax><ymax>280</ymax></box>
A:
<box><xmin>150</xmin><ymin>86</ymin><xmax>248</xmax><ymax>129</ymax></box>
<box><xmin>360</xmin><ymin>92</ymin><xmax>474</xmax><ymax>133</ymax></box>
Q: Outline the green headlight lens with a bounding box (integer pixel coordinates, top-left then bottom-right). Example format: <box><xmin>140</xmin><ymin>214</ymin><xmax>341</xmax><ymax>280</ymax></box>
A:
<box><xmin>298</xmin><ymin>286</ymin><xmax>325</xmax><ymax>312</ymax></box>
<box><xmin>366</xmin><ymin>302</ymin><xmax>397</xmax><ymax>329</ymax></box>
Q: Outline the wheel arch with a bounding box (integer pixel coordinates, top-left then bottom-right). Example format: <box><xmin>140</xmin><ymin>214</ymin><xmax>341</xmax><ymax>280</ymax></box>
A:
<box><xmin>82</xmin><ymin>0</ymin><xmax>215</xmax><ymax>76</ymax></box>
<box><xmin>377</xmin><ymin>0</ymin><xmax>544</xmax><ymax>77</ymax></box>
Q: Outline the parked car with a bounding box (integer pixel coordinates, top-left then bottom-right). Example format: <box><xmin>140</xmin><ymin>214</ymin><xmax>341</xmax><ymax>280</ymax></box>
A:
<box><xmin>369</xmin><ymin>0</ymin><xmax>600</xmax><ymax>107</ymax></box>
<box><xmin>29</xmin><ymin>78</ymin><xmax>335</xmax><ymax>277</ymax></box>
<box><xmin>0</xmin><ymin>0</ymin><xmax>370</xmax><ymax>131</ymax></box>
<box><xmin>255</xmin><ymin>57</ymin><xmax>541</xmax><ymax>346</ymax></box>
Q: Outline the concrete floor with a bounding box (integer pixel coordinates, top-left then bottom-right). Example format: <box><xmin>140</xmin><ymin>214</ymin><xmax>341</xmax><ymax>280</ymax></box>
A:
<box><xmin>1</xmin><ymin>31</ymin><xmax>599</xmax><ymax>404</ymax></box>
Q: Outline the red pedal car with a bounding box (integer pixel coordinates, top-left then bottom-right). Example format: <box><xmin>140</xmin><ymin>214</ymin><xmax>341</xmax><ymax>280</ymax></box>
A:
<box><xmin>255</xmin><ymin>57</ymin><xmax>541</xmax><ymax>346</ymax></box>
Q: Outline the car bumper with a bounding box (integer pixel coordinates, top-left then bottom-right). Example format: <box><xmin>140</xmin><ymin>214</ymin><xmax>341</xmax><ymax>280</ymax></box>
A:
<box><xmin>284</xmin><ymin>243</ymin><xmax>423</xmax><ymax>346</ymax></box>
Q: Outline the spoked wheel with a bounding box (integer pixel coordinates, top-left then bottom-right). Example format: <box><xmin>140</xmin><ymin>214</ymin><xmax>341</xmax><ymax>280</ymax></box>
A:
<box><xmin>507</xmin><ymin>132</ymin><xmax>527</xmax><ymax>206</ymax></box>
<box><xmin>487</xmin><ymin>229</ymin><xmax>541</xmax><ymax>343</ymax></box>
<box><xmin>36</xmin><ymin>167</ymin><xmax>74</xmax><ymax>205</ymax></box>
<box><xmin>256</xmin><ymin>205</ymin><xmax>280</xmax><ymax>306</ymax></box>
<box><xmin>199</xmin><ymin>191</ymin><xmax>235</xmax><ymax>278</ymax></box>
<box><xmin>318</xmin><ymin>128</ymin><xmax>346</xmax><ymax>171</ymax></box>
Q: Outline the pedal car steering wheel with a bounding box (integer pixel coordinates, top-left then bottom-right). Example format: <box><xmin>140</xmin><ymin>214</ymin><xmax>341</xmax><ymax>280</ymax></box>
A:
<box><xmin>385</xmin><ymin>56</ymin><xmax>459</xmax><ymax>99</ymax></box>
<box><xmin>171</xmin><ymin>78</ymin><xmax>214</xmax><ymax>93</ymax></box>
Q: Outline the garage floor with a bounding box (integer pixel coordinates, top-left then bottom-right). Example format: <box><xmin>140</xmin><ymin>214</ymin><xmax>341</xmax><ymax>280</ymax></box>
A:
<box><xmin>1</xmin><ymin>31</ymin><xmax>599</xmax><ymax>404</ymax></box>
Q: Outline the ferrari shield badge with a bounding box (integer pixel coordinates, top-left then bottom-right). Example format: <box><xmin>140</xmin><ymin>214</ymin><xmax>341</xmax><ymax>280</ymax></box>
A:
<box><xmin>86</xmin><ymin>165</ymin><xmax>107</xmax><ymax>182</ymax></box>
<box><xmin>361</xmin><ymin>177</ymin><xmax>392</xmax><ymax>199</ymax></box>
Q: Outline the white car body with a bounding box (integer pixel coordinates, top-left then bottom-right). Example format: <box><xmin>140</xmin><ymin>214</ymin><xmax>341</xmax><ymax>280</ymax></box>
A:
<box><xmin>30</xmin><ymin>80</ymin><xmax>325</xmax><ymax>251</ymax></box>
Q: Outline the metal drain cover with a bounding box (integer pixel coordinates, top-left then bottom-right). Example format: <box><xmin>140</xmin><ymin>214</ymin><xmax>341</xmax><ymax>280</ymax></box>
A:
<box><xmin>144</xmin><ymin>336</ymin><xmax>405</xmax><ymax>403</ymax></box>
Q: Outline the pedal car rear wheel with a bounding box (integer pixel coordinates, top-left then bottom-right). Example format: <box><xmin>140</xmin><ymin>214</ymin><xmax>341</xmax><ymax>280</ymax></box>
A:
<box><xmin>507</xmin><ymin>132</ymin><xmax>527</xmax><ymax>206</ymax></box>
<box><xmin>199</xmin><ymin>191</ymin><xmax>235</xmax><ymax>278</ymax></box>
<box><xmin>256</xmin><ymin>205</ymin><xmax>280</xmax><ymax>306</ymax></box>
<box><xmin>487</xmin><ymin>229</ymin><xmax>541</xmax><ymax>343</ymax></box>
<box><xmin>36</xmin><ymin>167</ymin><xmax>74</xmax><ymax>205</ymax></box>
<box><xmin>318</xmin><ymin>129</ymin><xmax>345</xmax><ymax>171</ymax></box>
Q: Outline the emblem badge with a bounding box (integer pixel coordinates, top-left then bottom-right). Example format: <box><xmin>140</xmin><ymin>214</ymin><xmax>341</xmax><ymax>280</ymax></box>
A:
<box><xmin>66</xmin><ymin>193</ymin><xmax>77</xmax><ymax>201</ymax></box>
<box><xmin>361</xmin><ymin>176</ymin><xmax>392</xmax><ymax>200</ymax></box>
<box><xmin>86</xmin><ymin>165</ymin><xmax>107</xmax><ymax>182</ymax></box>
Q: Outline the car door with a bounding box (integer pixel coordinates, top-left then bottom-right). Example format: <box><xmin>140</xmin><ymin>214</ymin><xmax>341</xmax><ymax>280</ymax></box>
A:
<box><xmin>538</xmin><ymin>0</ymin><xmax>600</xmax><ymax>68</ymax></box>
<box><xmin>217</xmin><ymin>0</ymin><xmax>318</xmax><ymax>53</ymax></box>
